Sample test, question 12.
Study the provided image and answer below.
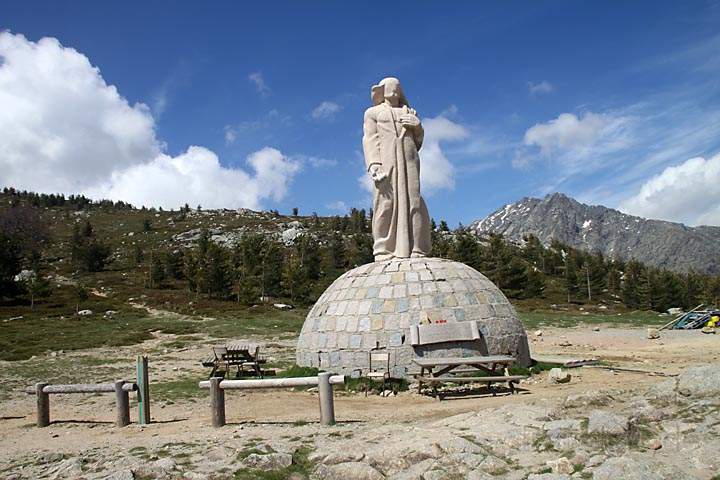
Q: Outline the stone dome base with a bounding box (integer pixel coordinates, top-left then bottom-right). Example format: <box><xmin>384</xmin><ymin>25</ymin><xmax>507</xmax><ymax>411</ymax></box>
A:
<box><xmin>295</xmin><ymin>257</ymin><xmax>530</xmax><ymax>378</ymax></box>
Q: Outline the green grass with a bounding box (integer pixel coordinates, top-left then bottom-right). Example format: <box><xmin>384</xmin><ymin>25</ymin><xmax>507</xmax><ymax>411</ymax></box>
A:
<box><xmin>151</xmin><ymin>376</ymin><xmax>204</xmax><ymax>403</ymax></box>
<box><xmin>0</xmin><ymin>307</ymin><xmax>197</xmax><ymax>361</ymax></box>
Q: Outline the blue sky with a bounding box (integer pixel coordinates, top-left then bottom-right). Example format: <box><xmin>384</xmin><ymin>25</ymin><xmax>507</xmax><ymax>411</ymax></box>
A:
<box><xmin>1</xmin><ymin>1</ymin><xmax>719</xmax><ymax>226</ymax></box>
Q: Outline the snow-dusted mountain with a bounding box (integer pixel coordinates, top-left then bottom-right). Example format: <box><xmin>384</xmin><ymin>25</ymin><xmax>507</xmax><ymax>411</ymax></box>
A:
<box><xmin>471</xmin><ymin>193</ymin><xmax>720</xmax><ymax>274</ymax></box>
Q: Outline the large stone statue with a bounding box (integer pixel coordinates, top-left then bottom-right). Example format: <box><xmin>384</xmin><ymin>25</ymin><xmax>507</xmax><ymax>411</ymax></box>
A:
<box><xmin>362</xmin><ymin>77</ymin><xmax>432</xmax><ymax>261</ymax></box>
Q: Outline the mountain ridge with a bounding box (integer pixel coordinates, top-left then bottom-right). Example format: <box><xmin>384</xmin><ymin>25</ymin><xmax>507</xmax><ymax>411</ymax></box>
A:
<box><xmin>471</xmin><ymin>193</ymin><xmax>720</xmax><ymax>274</ymax></box>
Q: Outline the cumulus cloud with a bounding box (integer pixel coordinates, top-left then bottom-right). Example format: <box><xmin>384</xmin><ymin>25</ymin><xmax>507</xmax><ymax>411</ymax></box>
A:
<box><xmin>527</xmin><ymin>80</ymin><xmax>553</xmax><ymax>96</ymax></box>
<box><xmin>248</xmin><ymin>71</ymin><xmax>270</xmax><ymax>96</ymax></box>
<box><xmin>311</xmin><ymin>101</ymin><xmax>341</xmax><ymax>121</ymax></box>
<box><xmin>0</xmin><ymin>32</ymin><xmax>300</xmax><ymax>210</ymax></box>
<box><xmin>420</xmin><ymin>115</ymin><xmax>469</xmax><ymax>193</ymax></box>
<box><xmin>618</xmin><ymin>154</ymin><xmax>720</xmax><ymax>226</ymax></box>
<box><xmin>86</xmin><ymin>147</ymin><xmax>300</xmax><ymax>210</ymax></box>
<box><xmin>524</xmin><ymin>112</ymin><xmax>613</xmax><ymax>154</ymax></box>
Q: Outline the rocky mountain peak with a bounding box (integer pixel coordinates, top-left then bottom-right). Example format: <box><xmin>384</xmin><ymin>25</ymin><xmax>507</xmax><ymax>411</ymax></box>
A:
<box><xmin>471</xmin><ymin>193</ymin><xmax>720</xmax><ymax>274</ymax></box>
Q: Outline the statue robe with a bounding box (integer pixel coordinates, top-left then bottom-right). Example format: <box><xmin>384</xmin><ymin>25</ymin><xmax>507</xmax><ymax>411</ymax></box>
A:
<box><xmin>362</xmin><ymin>102</ymin><xmax>432</xmax><ymax>261</ymax></box>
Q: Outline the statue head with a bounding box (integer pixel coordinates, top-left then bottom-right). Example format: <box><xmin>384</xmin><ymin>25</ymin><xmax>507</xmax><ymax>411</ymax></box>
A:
<box><xmin>371</xmin><ymin>77</ymin><xmax>409</xmax><ymax>107</ymax></box>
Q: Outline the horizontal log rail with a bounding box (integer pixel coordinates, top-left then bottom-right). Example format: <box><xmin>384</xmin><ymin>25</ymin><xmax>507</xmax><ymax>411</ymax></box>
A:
<box><xmin>198</xmin><ymin>375</ymin><xmax>344</xmax><ymax>390</ymax></box>
<box><xmin>200</xmin><ymin>373</ymin><xmax>344</xmax><ymax>427</ymax></box>
<box><xmin>25</xmin><ymin>382</ymin><xmax>138</xmax><ymax>394</ymax></box>
<box><xmin>25</xmin><ymin>380</ymin><xmax>137</xmax><ymax>428</ymax></box>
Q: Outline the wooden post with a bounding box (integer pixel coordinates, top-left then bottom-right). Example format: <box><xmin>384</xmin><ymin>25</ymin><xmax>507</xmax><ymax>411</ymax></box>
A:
<box><xmin>114</xmin><ymin>380</ymin><xmax>130</xmax><ymax>427</ymax></box>
<box><xmin>36</xmin><ymin>382</ymin><xmax>49</xmax><ymax>427</ymax></box>
<box><xmin>136</xmin><ymin>355</ymin><xmax>151</xmax><ymax>425</ymax></box>
<box><xmin>209</xmin><ymin>377</ymin><xmax>225</xmax><ymax>427</ymax></box>
<box><xmin>318</xmin><ymin>372</ymin><xmax>335</xmax><ymax>426</ymax></box>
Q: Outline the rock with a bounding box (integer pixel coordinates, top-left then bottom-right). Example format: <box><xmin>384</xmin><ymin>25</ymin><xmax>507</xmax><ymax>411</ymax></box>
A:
<box><xmin>593</xmin><ymin>455</ymin><xmax>688</xmax><ymax>480</ymax></box>
<box><xmin>587</xmin><ymin>410</ymin><xmax>628</xmax><ymax>435</ymax></box>
<box><xmin>548</xmin><ymin>368</ymin><xmax>571</xmax><ymax>384</ymax></box>
<box><xmin>593</xmin><ymin>326</ymin><xmax>600</xmax><ymax>331</ymax></box>
<box><xmin>558</xmin><ymin>340</ymin><xmax>572</xmax><ymax>347</ymax></box>
<box><xmin>586</xmin><ymin>455</ymin><xmax>606</xmax><ymax>467</ymax></box>
<box><xmin>667</xmin><ymin>307</ymin><xmax>683</xmax><ymax>315</ymax></box>
<box><xmin>546</xmin><ymin>457</ymin><xmax>574</xmax><ymax>475</ymax></box>
<box><xmin>527</xmin><ymin>474</ymin><xmax>572</xmax><ymax>480</ymax></box>
<box><xmin>646</xmin><ymin>328</ymin><xmax>660</xmax><ymax>339</ymax></box>
<box><xmin>646</xmin><ymin>438</ymin><xmax>662</xmax><ymax>450</ymax></box>
<box><xmin>564</xmin><ymin>392</ymin><xmax>612</xmax><ymax>408</ymax></box>
<box><xmin>314</xmin><ymin>462</ymin><xmax>385</xmax><ymax>480</ymax></box>
<box><xmin>422</xmin><ymin>470</ymin><xmax>453</xmax><ymax>480</ymax></box>
<box><xmin>534</xmin><ymin>330</ymin><xmax>543</xmax><ymax>337</ymax></box>
<box><xmin>153</xmin><ymin>457</ymin><xmax>177</xmax><ymax>472</ymax></box>
<box><xmin>467</xmin><ymin>471</ymin><xmax>493</xmax><ymax>480</ymax></box>
<box><xmin>106</xmin><ymin>470</ymin><xmax>134</xmax><ymax>480</ymax></box>
<box><xmin>77</xmin><ymin>309</ymin><xmax>93</xmax><ymax>316</ymax></box>
<box><xmin>477</xmin><ymin>455</ymin><xmax>508</xmax><ymax>475</ymax></box>
<box><xmin>50</xmin><ymin>458</ymin><xmax>83</xmax><ymax>479</ymax></box>
<box><xmin>273</xmin><ymin>303</ymin><xmax>294</xmax><ymax>310</ymax></box>
<box><xmin>321</xmin><ymin>452</ymin><xmax>366</xmax><ymax>465</ymax></box>
<box><xmin>243</xmin><ymin>452</ymin><xmax>293</xmax><ymax>470</ymax></box>
<box><xmin>676</xmin><ymin>364</ymin><xmax>720</xmax><ymax>397</ymax></box>
<box><xmin>379</xmin><ymin>390</ymin><xmax>394</xmax><ymax>397</ymax></box>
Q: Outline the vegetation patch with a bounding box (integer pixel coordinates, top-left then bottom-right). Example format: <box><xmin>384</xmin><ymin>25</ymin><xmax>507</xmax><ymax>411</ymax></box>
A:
<box><xmin>233</xmin><ymin>446</ymin><xmax>314</xmax><ymax>480</ymax></box>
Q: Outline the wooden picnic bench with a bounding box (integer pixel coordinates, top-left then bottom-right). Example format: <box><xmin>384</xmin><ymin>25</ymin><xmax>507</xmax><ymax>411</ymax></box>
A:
<box><xmin>413</xmin><ymin>355</ymin><xmax>526</xmax><ymax>399</ymax></box>
<box><xmin>202</xmin><ymin>344</ymin><xmax>266</xmax><ymax>379</ymax></box>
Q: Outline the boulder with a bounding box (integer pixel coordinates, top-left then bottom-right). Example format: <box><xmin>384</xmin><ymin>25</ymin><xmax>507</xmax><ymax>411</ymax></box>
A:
<box><xmin>676</xmin><ymin>365</ymin><xmax>720</xmax><ymax>398</ymax></box>
<box><xmin>546</xmin><ymin>457</ymin><xmax>574</xmax><ymax>475</ymax></box>
<box><xmin>586</xmin><ymin>410</ymin><xmax>628</xmax><ymax>435</ymax></box>
<box><xmin>548</xmin><ymin>368</ymin><xmax>571</xmax><ymax>384</ymax></box>
<box><xmin>314</xmin><ymin>462</ymin><xmax>385</xmax><ymax>480</ymax></box>
<box><xmin>646</xmin><ymin>328</ymin><xmax>660</xmax><ymax>339</ymax></box>
<box><xmin>593</xmin><ymin>455</ymin><xmax>687</xmax><ymax>480</ymax></box>
<box><xmin>243</xmin><ymin>452</ymin><xmax>293</xmax><ymax>470</ymax></box>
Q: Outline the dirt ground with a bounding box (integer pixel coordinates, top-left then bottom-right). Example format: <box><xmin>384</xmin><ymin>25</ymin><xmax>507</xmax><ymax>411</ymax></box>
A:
<box><xmin>1</xmin><ymin>324</ymin><xmax>719</xmax><ymax>478</ymax></box>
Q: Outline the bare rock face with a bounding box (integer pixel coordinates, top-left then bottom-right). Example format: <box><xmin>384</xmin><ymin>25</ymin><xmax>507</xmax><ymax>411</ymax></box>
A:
<box><xmin>296</xmin><ymin>257</ymin><xmax>530</xmax><ymax>377</ymax></box>
<box><xmin>472</xmin><ymin>192</ymin><xmax>720</xmax><ymax>274</ymax></box>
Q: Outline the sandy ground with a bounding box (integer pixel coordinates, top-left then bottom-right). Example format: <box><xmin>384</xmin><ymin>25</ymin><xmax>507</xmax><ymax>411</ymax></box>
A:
<box><xmin>1</xmin><ymin>324</ymin><xmax>719</xmax><ymax>472</ymax></box>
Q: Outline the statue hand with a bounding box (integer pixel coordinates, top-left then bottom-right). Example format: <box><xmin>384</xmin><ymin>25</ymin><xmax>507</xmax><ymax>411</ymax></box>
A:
<box><xmin>369</xmin><ymin>164</ymin><xmax>389</xmax><ymax>184</ymax></box>
<box><xmin>399</xmin><ymin>113</ymin><xmax>420</xmax><ymax>128</ymax></box>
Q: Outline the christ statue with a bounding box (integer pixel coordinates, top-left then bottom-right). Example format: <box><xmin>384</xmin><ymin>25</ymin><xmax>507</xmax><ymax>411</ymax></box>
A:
<box><xmin>362</xmin><ymin>77</ymin><xmax>432</xmax><ymax>261</ymax></box>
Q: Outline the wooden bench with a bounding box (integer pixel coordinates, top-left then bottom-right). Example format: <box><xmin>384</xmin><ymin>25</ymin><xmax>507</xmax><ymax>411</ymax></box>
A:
<box><xmin>413</xmin><ymin>355</ymin><xmax>526</xmax><ymax>399</ymax></box>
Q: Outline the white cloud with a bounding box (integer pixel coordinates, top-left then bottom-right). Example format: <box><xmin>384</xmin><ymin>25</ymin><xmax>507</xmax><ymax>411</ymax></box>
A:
<box><xmin>86</xmin><ymin>147</ymin><xmax>300</xmax><ymax>210</ymax></box>
<box><xmin>248</xmin><ymin>71</ymin><xmax>270</xmax><ymax>96</ymax></box>
<box><xmin>527</xmin><ymin>80</ymin><xmax>553</xmax><ymax>96</ymax></box>
<box><xmin>618</xmin><ymin>154</ymin><xmax>720</xmax><ymax>226</ymax></box>
<box><xmin>311</xmin><ymin>101</ymin><xmax>341</xmax><ymax>121</ymax></box>
<box><xmin>326</xmin><ymin>200</ymin><xmax>349</xmax><ymax>213</ymax></box>
<box><xmin>0</xmin><ymin>32</ymin><xmax>300</xmax><ymax>210</ymax></box>
<box><xmin>523</xmin><ymin>112</ymin><xmax>615</xmax><ymax>154</ymax></box>
<box><xmin>305</xmin><ymin>156</ymin><xmax>338</xmax><ymax>168</ymax></box>
<box><xmin>420</xmin><ymin>115</ymin><xmax>470</xmax><ymax>193</ymax></box>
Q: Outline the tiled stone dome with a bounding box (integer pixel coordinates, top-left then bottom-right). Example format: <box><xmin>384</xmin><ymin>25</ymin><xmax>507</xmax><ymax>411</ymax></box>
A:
<box><xmin>296</xmin><ymin>257</ymin><xmax>530</xmax><ymax>377</ymax></box>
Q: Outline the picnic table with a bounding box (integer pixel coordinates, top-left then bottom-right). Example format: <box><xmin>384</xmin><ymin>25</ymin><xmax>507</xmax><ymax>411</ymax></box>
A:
<box><xmin>202</xmin><ymin>344</ymin><xmax>267</xmax><ymax>379</ymax></box>
<box><xmin>413</xmin><ymin>355</ymin><xmax>526</xmax><ymax>399</ymax></box>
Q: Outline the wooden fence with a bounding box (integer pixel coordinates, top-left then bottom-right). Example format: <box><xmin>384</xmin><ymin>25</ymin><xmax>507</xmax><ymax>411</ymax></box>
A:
<box><xmin>26</xmin><ymin>381</ymin><xmax>137</xmax><ymax>427</ymax></box>
<box><xmin>198</xmin><ymin>372</ymin><xmax>344</xmax><ymax>427</ymax></box>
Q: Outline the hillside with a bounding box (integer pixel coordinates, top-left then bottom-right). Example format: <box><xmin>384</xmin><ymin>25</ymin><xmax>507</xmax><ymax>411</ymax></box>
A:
<box><xmin>472</xmin><ymin>193</ymin><xmax>720</xmax><ymax>274</ymax></box>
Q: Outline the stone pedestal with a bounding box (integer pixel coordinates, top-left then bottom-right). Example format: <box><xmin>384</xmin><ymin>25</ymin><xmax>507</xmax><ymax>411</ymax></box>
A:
<box><xmin>295</xmin><ymin>257</ymin><xmax>530</xmax><ymax>378</ymax></box>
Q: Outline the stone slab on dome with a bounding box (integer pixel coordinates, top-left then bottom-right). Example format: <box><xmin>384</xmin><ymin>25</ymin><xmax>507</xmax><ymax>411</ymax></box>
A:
<box><xmin>296</xmin><ymin>257</ymin><xmax>530</xmax><ymax>378</ymax></box>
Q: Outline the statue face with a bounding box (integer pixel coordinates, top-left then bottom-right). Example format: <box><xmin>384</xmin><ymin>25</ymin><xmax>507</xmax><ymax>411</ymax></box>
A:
<box><xmin>382</xmin><ymin>78</ymin><xmax>403</xmax><ymax>104</ymax></box>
